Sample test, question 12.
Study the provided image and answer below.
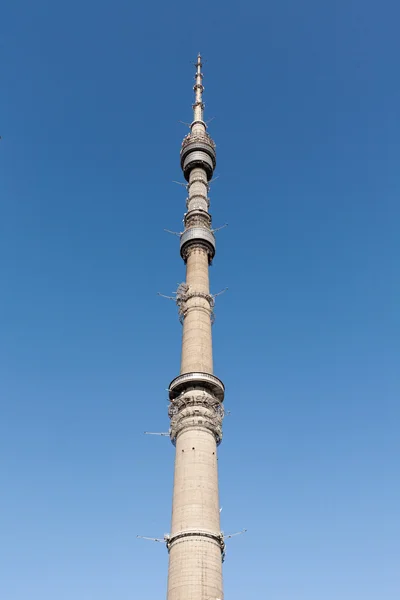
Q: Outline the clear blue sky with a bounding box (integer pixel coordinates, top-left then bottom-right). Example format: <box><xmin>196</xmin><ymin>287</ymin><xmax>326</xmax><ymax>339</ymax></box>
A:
<box><xmin>1</xmin><ymin>1</ymin><xmax>399</xmax><ymax>598</ymax></box>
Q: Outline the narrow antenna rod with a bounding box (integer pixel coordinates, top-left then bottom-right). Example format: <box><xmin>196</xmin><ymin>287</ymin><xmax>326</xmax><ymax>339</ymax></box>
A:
<box><xmin>212</xmin><ymin>223</ymin><xmax>228</xmax><ymax>234</ymax></box>
<box><xmin>136</xmin><ymin>535</ymin><xmax>165</xmax><ymax>543</ymax></box>
<box><xmin>164</xmin><ymin>229</ymin><xmax>182</xmax><ymax>236</ymax></box>
<box><xmin>172</xmin><ymin>180</ymin><xmax>188</xmax><ymax>188</ymax></box>
<box><xmin>224</xmin><ymin>529</ymin><xmax>247</xmax><ymax>540</ymax></box>
<box><xmin>212</xmin><ymin>287</ymin><xmax>228</xmax><ymax>298</ymax></box>
<box><xmin>193</xmin><ymin>53</ymin><xmax>204</xmax><ymax>123</ymax></box>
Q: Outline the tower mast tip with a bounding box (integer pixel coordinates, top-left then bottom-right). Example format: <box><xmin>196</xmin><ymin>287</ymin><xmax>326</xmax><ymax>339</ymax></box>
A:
<box><xmin>193</xmin><ymin>53</ymin><xmax>204</xmax><ymax>123</ymax></box>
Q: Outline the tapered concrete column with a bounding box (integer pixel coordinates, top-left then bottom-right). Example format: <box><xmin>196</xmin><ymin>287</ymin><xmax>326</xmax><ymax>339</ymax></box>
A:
<box><xmin>166</xmin><ymin>55</ymin><xmax>224</xmax><ymax>600</ymax></box>
<box><xmin>171</xmin><ymin>427</ymin><xmax>221</xmax><ymax>533</ymax></box>
<box><xmin>180</xmin><ymin>247</ymin><xmax>213</xmax><ymax>375</ymax></box>
<box><xmin>167</xmin><ymin>425</ymin><xmax>223</xmax><ymax>600</ymax></box>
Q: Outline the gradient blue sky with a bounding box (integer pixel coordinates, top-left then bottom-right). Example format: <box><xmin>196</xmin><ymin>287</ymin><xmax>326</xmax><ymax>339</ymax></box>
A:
<box><xmin>1</xmin><ymin>1</ymin><xmax>399</xmax><ymax>598</ymax></box>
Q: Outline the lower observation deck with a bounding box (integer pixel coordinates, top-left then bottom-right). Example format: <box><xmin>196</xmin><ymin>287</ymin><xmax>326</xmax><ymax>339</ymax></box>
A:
<box><xmin>180</xmin><ymin>226</ymin><xmax>216</xmax><ymax>262</ymax></box>
<box><xmin>169</xmin><ymin>372</ymin><xmax>225</xmax><ymax>402</ymax></box>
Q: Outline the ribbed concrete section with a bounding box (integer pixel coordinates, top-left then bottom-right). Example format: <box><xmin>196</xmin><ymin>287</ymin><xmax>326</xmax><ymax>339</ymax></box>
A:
<box><xmin>187</xmin><ymin>168</ymin><xmax>209</xmax><ymax>212</ymax></box>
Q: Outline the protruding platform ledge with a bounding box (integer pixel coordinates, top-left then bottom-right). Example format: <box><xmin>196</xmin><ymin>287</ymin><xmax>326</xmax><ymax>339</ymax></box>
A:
<box><xmin>169</xmin><ymin>372</ymin><xmax>225</xmax><ymax>401</ymax></box>
<box><xmin>165</xmin><ymin>530</ymin><xmax>225</xmax><ymax>561</ymax></box>
<box><xmin>180</xmin><ymin>226</ymin><xmax>216</xmax><ymax>262</ymax></box>
<box><xmin>180</xmin><ymin>132</ymin><xmax>216</xmax><ymax>182</ymax></box>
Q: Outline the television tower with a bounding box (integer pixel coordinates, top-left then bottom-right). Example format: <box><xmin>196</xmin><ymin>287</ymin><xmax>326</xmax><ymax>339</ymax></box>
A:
<box><xmin>166</xmin><ymin>54</ymin><xmax>225</xmax><ymax>600</ymax></box>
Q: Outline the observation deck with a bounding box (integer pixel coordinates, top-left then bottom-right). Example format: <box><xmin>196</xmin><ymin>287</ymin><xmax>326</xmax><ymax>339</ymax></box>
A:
<box><xmin>180</xmin><ymin>226</ymin><xmax>216</xmax><ymax>263</ymax></box>
<box><xmin>169</xmin><ymin>372</ymin><xmax>225</xmax><ymax>402</ymax></box>
<box><xmin>180</xmin><ymin>131</ymin><xmax>216</xmax><ymax>181</ymax></box>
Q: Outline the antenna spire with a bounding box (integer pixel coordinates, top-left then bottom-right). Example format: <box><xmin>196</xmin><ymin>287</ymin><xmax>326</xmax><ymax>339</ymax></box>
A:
<box><xmin>193</xmin><ymin>53</ymin><xmax>204</xmax><ymax>125</ymax></box>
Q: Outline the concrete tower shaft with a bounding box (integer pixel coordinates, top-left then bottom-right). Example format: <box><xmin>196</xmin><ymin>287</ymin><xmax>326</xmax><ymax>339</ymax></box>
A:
<box><xmin>166</xmin><ymin>55</ymin><xmax>225</xmax><ymax>600</ymax></box>
<box><xmin>180</xmin><ymin>247</ymin><xmax>213</xmax><ymax>375</ymax></box>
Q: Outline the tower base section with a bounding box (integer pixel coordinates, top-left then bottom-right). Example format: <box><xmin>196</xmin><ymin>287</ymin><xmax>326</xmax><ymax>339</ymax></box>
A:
<box><xmin>167</xmin><ymin>533</ymin><xmax>223</xmax><ymax>600</ymax></box>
